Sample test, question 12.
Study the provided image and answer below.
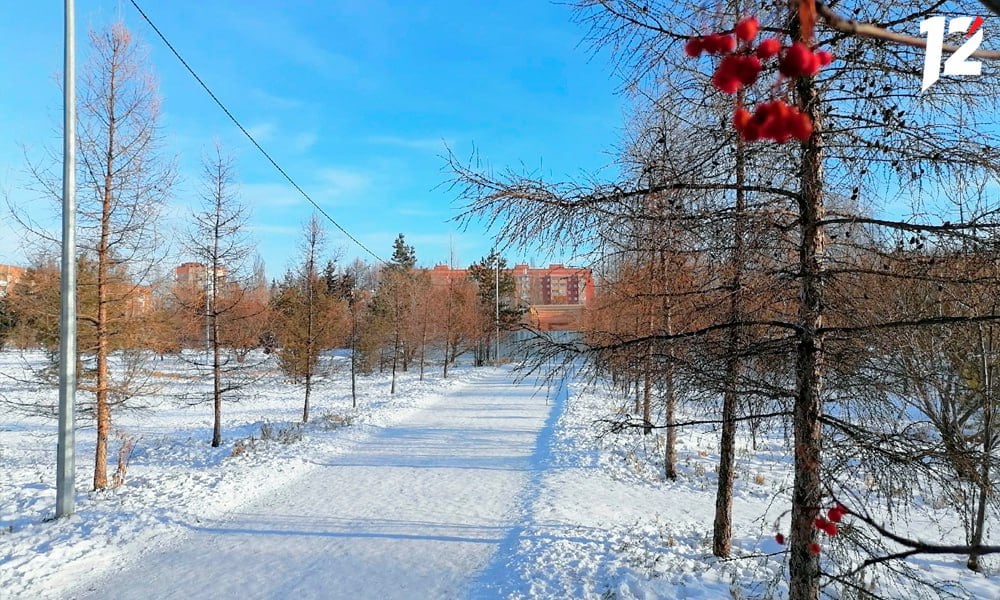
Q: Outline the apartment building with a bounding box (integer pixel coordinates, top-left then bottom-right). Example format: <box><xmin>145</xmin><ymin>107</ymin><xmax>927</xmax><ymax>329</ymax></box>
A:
<box><xmin>427</xmin><ymin>263</ymin><xmax>594</xmax><ymax>331</ymax></box>
<box><xmin>175</xmin><ymin>262</ymin><xmax>228</xmax><ymax>289</ymax></box>
<box><xmin>0</xmin><ymin>263</ymin><xmax>25</xmax><ymax>297</ymax></box>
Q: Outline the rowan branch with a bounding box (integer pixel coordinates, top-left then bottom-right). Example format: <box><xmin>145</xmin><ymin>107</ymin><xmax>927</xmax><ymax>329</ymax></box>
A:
<box><xmin>817</xmin><ymin>1</ymin><xmax>1000</xmax><ymax>60</ymax></box>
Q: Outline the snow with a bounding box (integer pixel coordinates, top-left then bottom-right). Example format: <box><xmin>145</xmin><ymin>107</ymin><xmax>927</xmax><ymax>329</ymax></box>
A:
<box><xmin>3</xmin><ymin>351</ymin><xmax>1000</xmax><ymax>599</ymax></box>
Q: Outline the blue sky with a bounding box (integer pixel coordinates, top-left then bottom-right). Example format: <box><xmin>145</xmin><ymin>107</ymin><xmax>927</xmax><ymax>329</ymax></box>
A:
<box><xmin>0</xmin><ymin>1</ymin><xmax>626</xmax><ymax>280</ymax></box>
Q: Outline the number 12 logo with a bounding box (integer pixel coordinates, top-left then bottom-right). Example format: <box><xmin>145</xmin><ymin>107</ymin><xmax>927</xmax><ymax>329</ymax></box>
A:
<box><xmin>921</xmin><ymin>16</ymin><xmax>984</xmax><ymax>91</ymax></box>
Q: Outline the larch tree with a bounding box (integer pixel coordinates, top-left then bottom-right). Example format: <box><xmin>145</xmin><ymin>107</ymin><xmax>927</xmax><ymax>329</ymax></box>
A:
<box><xmin>272</xmin><ymin>215</ymin><xmax>346</xmax><ymax>422</ymax></box>
<box><xmin>183</xmin><ymin>145</ymin><xmax>254</xmax><ymax>447</ymax></box>
<box><xmin>75</xmin><ymin>22</ymin><xmax>173</xmax><ymax>490</ymax></box>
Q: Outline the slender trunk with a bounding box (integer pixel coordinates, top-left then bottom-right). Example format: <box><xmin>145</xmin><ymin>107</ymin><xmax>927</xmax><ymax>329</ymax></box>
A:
<box><xmin>210</xmin><ymin>202</ymin><xmax>223</xmax><ymax>447</ymax></box>
<box><xmin>714</xmin><ymin>97</ymin><xmax>748</xmax><ymax>557</ymax></box>
<box><xmin>634</xmin><ymin>374</ymin><xmax>641</xmax><ymax>415</ymax></box>
<box><xmin>390</xmin><ymin>330</ymin><xmax>399</xmax><ymax>394</ymax></box>
<box><xmin>350</xmin><ymin>304</ymin><xmax>357</xmax><ymax>408</ymax></box>
<box><xmin>303</xmin><ymin>276</ymin><xmax>315</xmax><ymax>423</ymax></box>
<box><xmin>93</xmin><ymin>100</ymin><xmax>116</xmax><ymax>490</ymax></box>
<box><xmin>303</xmin><ymin>371</ymin><xmax>312</xmax><ymax>423</ymax></box>
<box><xmin>642</xmin><ymin>364</ymin><xmax>652</xmax><ymax>434</ymax></box>
<box><xmin>419</xmin><ymin>318</ymin><xmax>427</xmax><ymax>381</ymax></box>
<box><xmin>664</xmin><ymin>363</ymin><xmax>677</xmax><ymax>479</ymax></box>
<box><xmin>789</xmin><ymin>58</ymin><xmax>825</xmax><ymax>600</ymax></box>
<box><xmin>969</xmin><ymin>325</ymin><xmax>994</xmax><ymax>571</ymax></box>
<box><xmin>211</xmin><ymin>312</ymin><xmax>222</xmax><ymax>447</ymax></box>
<box><xmin>664</xmin><ymin>298</ymin><xmax>677</xmax><ymax>480</ymax></box>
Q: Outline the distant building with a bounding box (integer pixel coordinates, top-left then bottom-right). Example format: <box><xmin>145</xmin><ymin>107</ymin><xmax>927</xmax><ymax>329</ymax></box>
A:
<box><xmin>510</xmin><ymin>263</ymin><xmax>595</xmax><ymax>306</ymax></box>
<box><xmin>175</xmin><ymin>262</ymin><xmax>227</xmax><ymax>289</ymax></box>
<box><xmin>426</xmin><ymin>263</ymin><xmax>595</xmax><ymax>331</ymax></box>
<box><xmin>0</xmin><ymin>263</ymin><xmax>25</xmax><ymax>297</ymax></box>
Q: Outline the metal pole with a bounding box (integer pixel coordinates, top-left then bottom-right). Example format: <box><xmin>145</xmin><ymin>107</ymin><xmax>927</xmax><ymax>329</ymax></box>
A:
<box><xmin>56</xmin><ymin>0</ymin><xmax>77</xmax><ymax>518</ymax></box>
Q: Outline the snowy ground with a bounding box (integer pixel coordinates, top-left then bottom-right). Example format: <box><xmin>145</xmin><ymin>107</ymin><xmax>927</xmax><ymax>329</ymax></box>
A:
<box><xmin>3</xmin><ymin>350</ymin><xmax>1000</xmax><ymax>599</ymax></box>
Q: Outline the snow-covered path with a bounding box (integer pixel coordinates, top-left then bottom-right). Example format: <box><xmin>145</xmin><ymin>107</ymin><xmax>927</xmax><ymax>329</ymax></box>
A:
<box><xmin>66</xmin><ymin>371</ymin><xmax>559</xmax><ymax>600</ymax></box>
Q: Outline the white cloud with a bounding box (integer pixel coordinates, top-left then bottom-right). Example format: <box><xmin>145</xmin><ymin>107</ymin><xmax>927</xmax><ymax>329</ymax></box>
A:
<box><xmin>317</xmin><ymin>168</ymin><xmax>369</xmax><ymax>198</ymax></box>
<box><xmin>247</xmin><ymin>223</ymin><xmax>300</xmax><ymax>236</ymax></box>
<box><xmin>246</xmin><ymin>122</ymin><xmax>277</xmax><ymax>144</ymax></box>
<box><xmin>239</xmin><ymin>182</ymin><xmax>303</xmax><ymax>209</ymax></box>
<box><xmin>291</xmin><ymin>131</ymin><xmax>319</xmax><ymax>153</ymax></box>
<box><xmin>368</xmin><ymin>135</ymin><xmax>450</xmax><ymax>153</ymax></box>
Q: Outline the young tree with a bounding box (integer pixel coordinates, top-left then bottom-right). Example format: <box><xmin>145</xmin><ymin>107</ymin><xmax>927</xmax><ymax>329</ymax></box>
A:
<box><xmin>183</xmin><ymin>145</ymin><xmax>255</xmax><ymax>447</ymax></box>
<box><xmin>373</xmin><ymin>234</ymin><xmax>418</xmax><ymax>393</ymax></box>
<box><xmin>272</xmin><ymin>215</ymin><xmax>347</xmax><ymax>422</ymax></box>
<box><xmin>467</xmin><ymin>251</ymin><xmax>523</xmax><ymax>365</ymax></box>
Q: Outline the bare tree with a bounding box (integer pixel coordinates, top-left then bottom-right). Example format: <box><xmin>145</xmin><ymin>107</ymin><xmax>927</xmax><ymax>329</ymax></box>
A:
<box><xmin>183</xmin><ymin>144</ymin><xmax>255</xmax><ymax>447</ymax></box>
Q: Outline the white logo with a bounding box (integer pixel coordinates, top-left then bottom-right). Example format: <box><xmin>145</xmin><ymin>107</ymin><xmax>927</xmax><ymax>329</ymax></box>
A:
<box><xmin>920</xmin><ymin>16</ymin><xmax>984</xmax><ymax>91</ymax></box>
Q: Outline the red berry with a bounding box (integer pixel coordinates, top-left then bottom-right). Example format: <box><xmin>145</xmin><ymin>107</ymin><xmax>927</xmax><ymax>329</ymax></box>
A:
<box><xmin>712</xmin><ymin>73</ymin><xmax>740</xmax><ymax>94</ymax></box>
<box><xmin>824</xmin><ymin>522</ymin><xmax>838</xmax><ymax>536</ymax></box>
<box><xmin>685</xmin><ymin>37</ymin><xmax>705</xmax><ymax>58</ymax></box>
<box><xmin>775</xmin><ymin>533</ymin><xmax>786</xmax><ymax>545</ymax></box>
<box><xmin>735</xmin><ymin>55</ymin><xmax>762</xmax><ymax>85</ymax></box>
<box><xmin>733</xmin><ymin>108</ymin><xmax>752</xmax><ymax>130</ymax></box>
<box><xmin>740</xmin><ymin>120</ymin><xmax>761</xmax><ymax>142</ymax></box>
<box><xmin>734</xmin><ymin>17</ymin><xmax>759</xmax><ymax>42</ymax></box>
<box><xmin>827</xmin><ymin>508</ymin><xmax>844</xmax><ymax>523</ymax></box>
<box><xmin>789</xmin><ymin>112</ymin><xmax>813</xmax><ymax>141</ymax></box>
<box><xmin>702</xmin><ymin>34</ymin><xmax>723</xmax><ymax>54</ymax></box>
<box><xmin>809</xmin><ymin>542</ymin><xmax>822</xmax><ymax>555</ymax></box>
<box><xmin>716</xmin><ymin>33</ymin><xmax>736</xmax><ymax>53</ymax></box>
<box><xmin>756</xmin><ymin>38</ymin><xmax>781</xmax><ymax>59</ymax></box>
<box><xmin>816</xmin><ymin>50</ymin><xmax>834</xmax><ymax>66</ymax></box>
<box><xmin>779</xmin><ymin>42</ymin><xmax>818</xmax><ymax>78</ymax></box>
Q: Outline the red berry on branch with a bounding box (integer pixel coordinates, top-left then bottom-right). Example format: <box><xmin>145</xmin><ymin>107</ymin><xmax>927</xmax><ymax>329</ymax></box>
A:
<box><xmin>779</xmin><ymin>42</ymin><xmax>820</xmax><ymax>78</ymax></box>
<box><xmin>827</xmin><ymin>507</ymin><xmax>844</xmax><ymax>523</ymax></box>
<box><xmin>735</xmin><ymin>17</ymin><xmax>760</xmax><ymax>42</ymax></box>
<box><xmin>824</xmin><ymin>522</ymin><xmax>838</xmax><ymax>536</ymax></box>
<box><xmin>740</xmin><ymin>121</ymin><xmax>761</xmax><ymax>142</ymax></box>
<box><xmin>733</xmin><ymin>108</ymin><xmax>752</xmax><ymax>130</ymax></box>
<box><xmin>756</xmin><ymin>38</ymin><xmax>782</xmax><ymax>59</ymax></box>
<box><xmin>704</xmin><ymin>33</ymin><xmax>736</xmax><ymax>54</ymax></box>
<box><xmin>775</xmin><ymin>533</ymin><xmax>786</xmax><ymax>545</ymax></box>
<box><xmin>712</xmin><ymin>69</ymin><xmax>741</xmax><ymax>94</ymax></box>
<box><xmin>816</xmin><ymin>50</ymin><xmax>834</xmax><ymax>66</ymax></box>
<box><xmin>809</xmin><ymin>542</ymin><xmax>822</xmax><ymax>555</ymax></box>
<box><xmin>735</xmin><ymin>55</ymin><xmax>762</xmax><ymax>85</ymax></box>
<box><xmin>789</xmin><ymin>112</ymin><xmax>813</xmax><ymax>141</ymax></box>
<box><xmin>685</xmin><ymin>37</ymin><xmax>705</xmax><ymax>58</ymax></box>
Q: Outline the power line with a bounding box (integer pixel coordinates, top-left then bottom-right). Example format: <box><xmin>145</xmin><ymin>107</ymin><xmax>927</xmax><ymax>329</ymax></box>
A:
<box><xmin>127</xmin><ymin>0</ymin><xmax>386</xmax><ymax>264</ymax></box>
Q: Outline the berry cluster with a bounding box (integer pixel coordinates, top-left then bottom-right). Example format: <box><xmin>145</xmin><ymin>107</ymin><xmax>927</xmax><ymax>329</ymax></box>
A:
<box><xmin>773</xmin><ymin>503</ymin><xmax>849</xmax><ymax>555</ymax></box>
<box><xmin>685</xmin><ymin>16</ymin><xmax>833</xmax><ymax>143</ymax></box>
<box><xmin>734</xmin><ymin>101</ymin><xmax>812</xmax><ymax>143</ymax></box>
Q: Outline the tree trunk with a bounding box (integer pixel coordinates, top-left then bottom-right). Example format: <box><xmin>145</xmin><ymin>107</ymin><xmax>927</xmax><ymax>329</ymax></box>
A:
<box><xmin>714</xmin><ymin>101</ymin><xmax>748</xmax><ymax>558</ymax></box>
<box><xmin>789</xmin><ymin>60</ymin><xmax>825</xmax><ymax>600</ymax></box>
<box><xmin>211</xmin><ymin>312</ymin><xmax>222</xmax><ymax>447</ymax></box>
<box><xmin>350</xmin><ymin>305</ymin><xmax>357</xmax><ymax>408</ymax></box>
<box><xmin>93</xmin><ymin>126</ymin><xmax>116</xmax><ymax>491</ymax></box>
<box><xmin>968</xmin><ymin>325</ymin><xmax>994</xmax><ymax>571</ymax></box>
<box><xmin>303</xmin><ymin>371</ymin><xmax>312</xmax><ymax>424</ymax></box>
<box><xmin>391</xmin><ymin>330</ymin><xmax>399</xmax><ymax>395</ymax></box>
<box><xmin>664</xmin><ymin>363</ymin><xmax>677</xmax><ymax>480</ymax></box>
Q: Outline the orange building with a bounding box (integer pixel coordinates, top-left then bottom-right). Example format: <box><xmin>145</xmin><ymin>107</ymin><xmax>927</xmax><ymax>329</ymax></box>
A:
<box><xmin>0</xmin><ymin>263</ymin><xmax>25</xmax><ymax>297</ymax></box>
<box><xmin>426</xmin><ymin>263</ymin><xmax>595</xmax><ymax>331</ymax></box>
<box><xmin>175</xmin><ymin>262</ymin><xmax>228</xmax><ymax>289</ymax></box>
